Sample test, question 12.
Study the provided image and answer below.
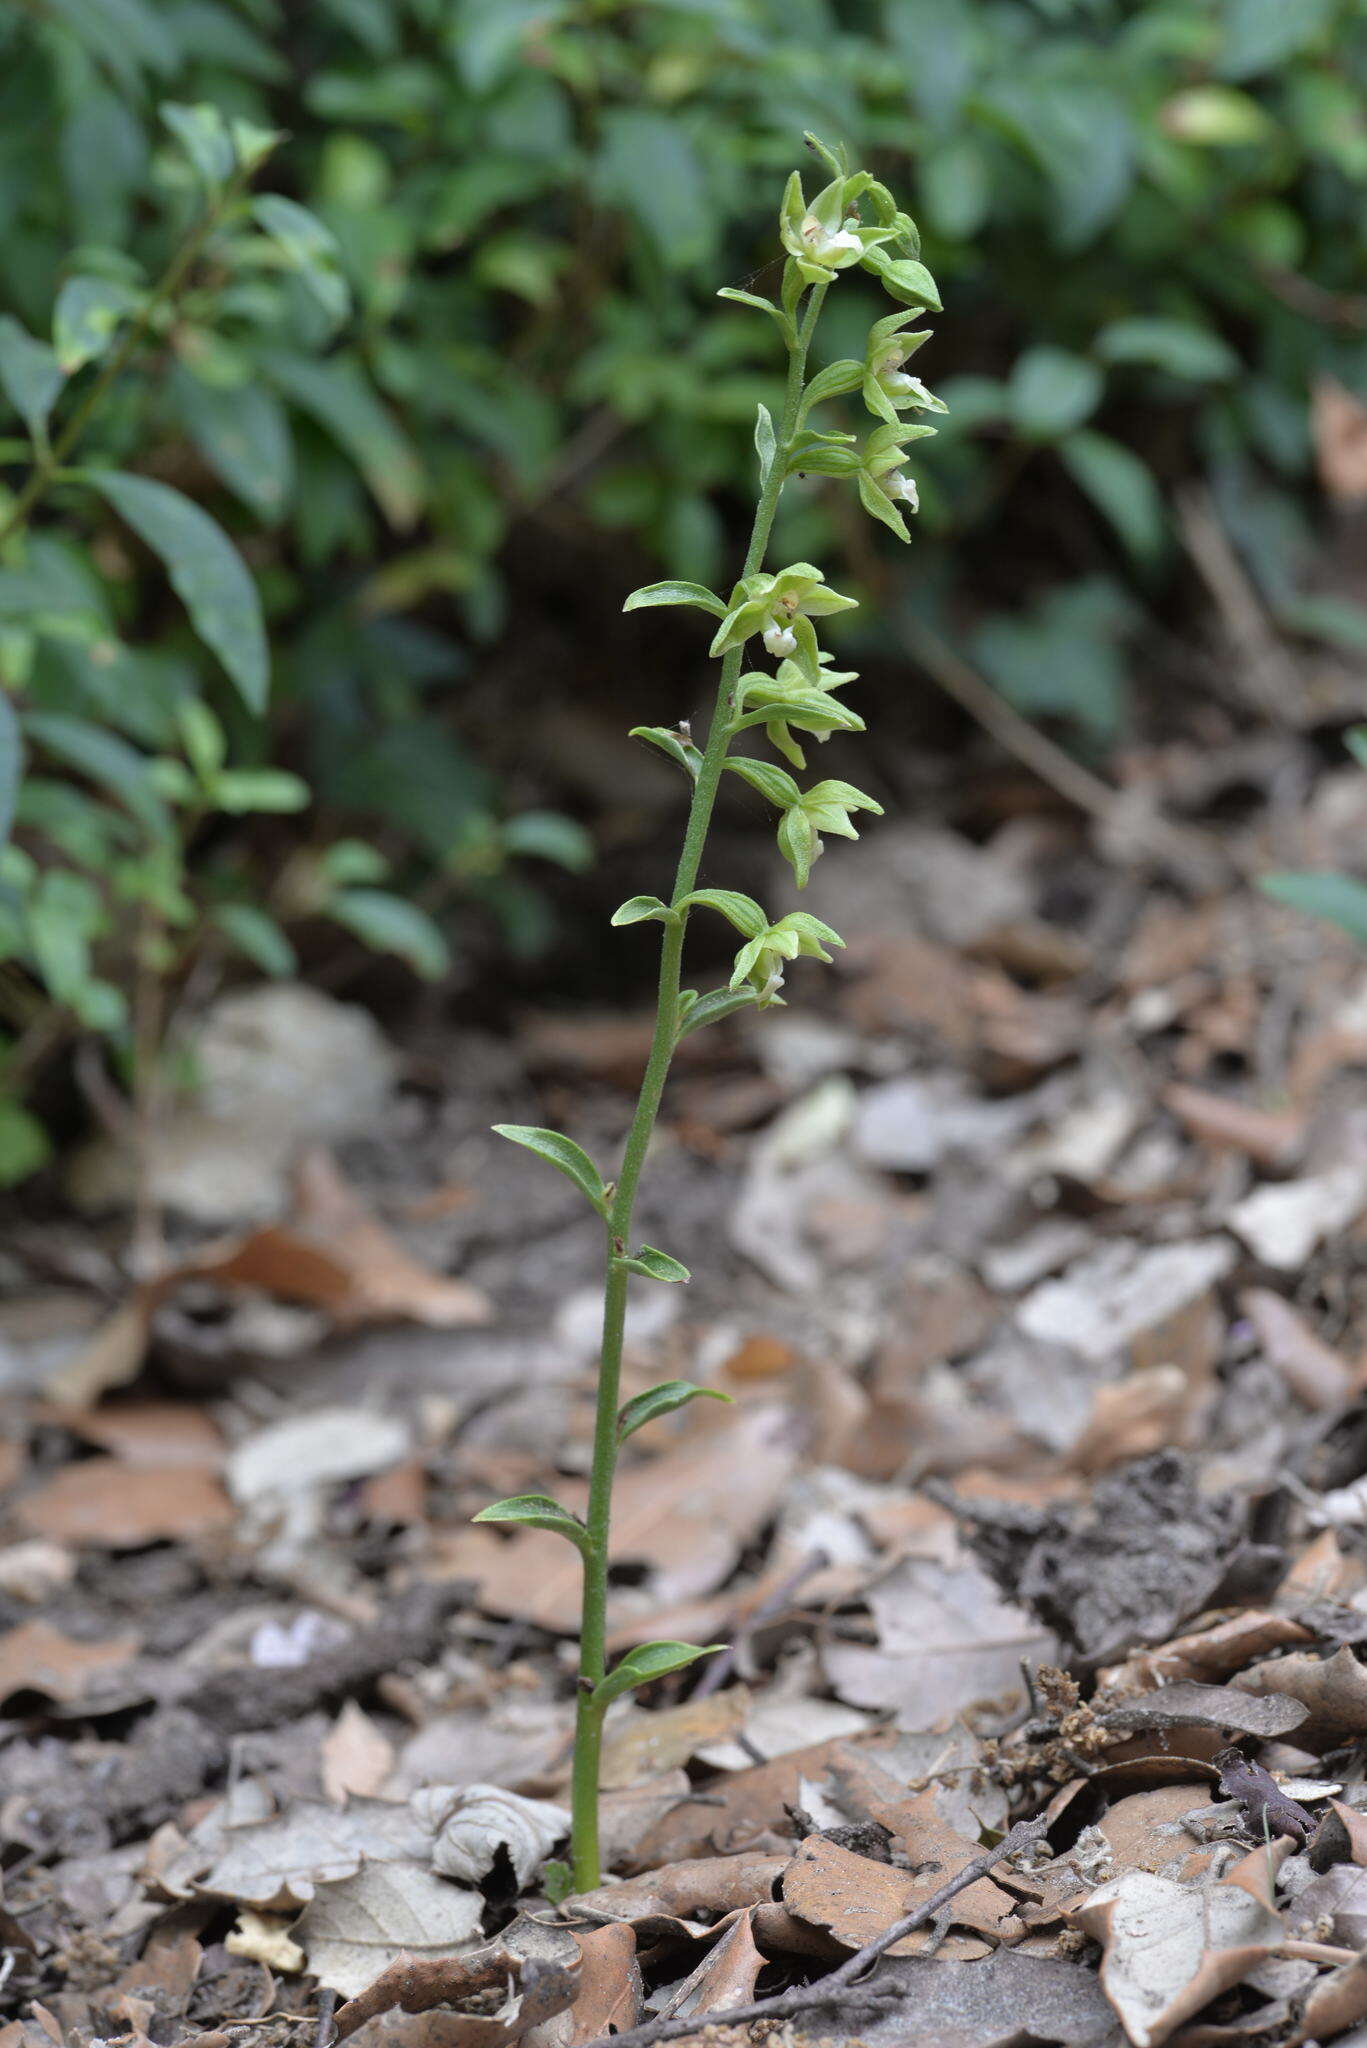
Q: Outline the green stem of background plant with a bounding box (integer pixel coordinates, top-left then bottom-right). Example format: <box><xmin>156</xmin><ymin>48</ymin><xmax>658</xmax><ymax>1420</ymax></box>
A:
<box><xmin>0</xmin><ymin>170</ymin><xmax>248</xmax><ymax>555</ymax></box>
<box><xmin>569</xmin><ymin>283</ymin><xmax>828</xmax><ymax>1892</ymax></box>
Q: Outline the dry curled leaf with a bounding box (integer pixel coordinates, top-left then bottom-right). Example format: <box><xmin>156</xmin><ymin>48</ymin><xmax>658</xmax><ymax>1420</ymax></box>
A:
<box><xmin>564</xmin><ymin>1853</ymin><xmax>787</xmax><ymax>1929</ymax></box>
<box><xmin>782</xmin><ymin>1834</ymin><xmax>1022</xmax><ymax>1955</ymax></box>
<box><xmin>1233</xmin><ymin>1647</ymin><xmax>1367</xmax><ymax>1750</ymax></box>
<box><xmin>414</xmin><ymin>1785</ymin><xmax>568</xmax><ymax>1888</ymax></box>
<box><xmin>657</xmin><ymin>1907</ymin><xmax>766</xmax><ymax>2020</ymax></box>
<box><xmin>1098</xmin><ymin>1612</ymin><xmax>1314</xmax><ymax>1698</ymax></box>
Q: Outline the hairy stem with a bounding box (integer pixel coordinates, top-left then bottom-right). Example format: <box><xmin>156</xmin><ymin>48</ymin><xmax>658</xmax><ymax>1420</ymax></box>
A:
<box><xmin>569</xmin><ymin>282</ymin><xmax>828</xmax><ymax>1892</ymax></box>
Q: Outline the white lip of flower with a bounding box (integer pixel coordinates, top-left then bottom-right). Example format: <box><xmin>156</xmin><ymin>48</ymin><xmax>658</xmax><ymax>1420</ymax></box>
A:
<box><xmin>763</xmin><ymin>621</ymin><xmax>799</xmax><ymax>657</ymax></box>
<box><xmin>759</xmin><ymin>968</ymin><xmax>786</xmax><ymax>1003</ymax></box>
<box><xmin>800</xmin><ymin>212</ymin><xmax>863</xmax><ymax>261</ymax></box>
<box><xmin>883</xmin><ymin>470</ymin><xmax>919</xmax><ymax>509</ymax></box>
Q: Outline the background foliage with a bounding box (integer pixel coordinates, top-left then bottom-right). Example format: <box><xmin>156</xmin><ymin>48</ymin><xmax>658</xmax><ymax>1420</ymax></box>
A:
<box><xmin>2</xmin><ymin>0</ymin><xmax>1365</xmax><ymax>1181</ymax></box>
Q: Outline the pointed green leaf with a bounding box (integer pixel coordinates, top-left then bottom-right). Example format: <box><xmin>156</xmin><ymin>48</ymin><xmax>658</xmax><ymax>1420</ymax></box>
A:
<box><xmin>617</xmin><ymin>1245</ymin><xmax>690</xmax><ymax>1283</ymax></box>
<box><xmin>778</xmin><ymin>805</ymin><xmax>818</xmax><ymax>889</ymax></box>
<box><xmin>472</xmin><ymin>1493</ymin><xmax>591</xmax><ymax>1553</ymax></box>
<box><xmin>492</xmin><ymin>1124</ymin><xmax>608</xmax><ymax>1216</ymax></box>
<box><xmin>82</xmin><ymin>471</ymin><xmax>268</xmax><ymax>713</ymax></box>
<box><xmin>594</xmin><ymin>1640</ymin><xmax>725</xmax><ymax>1710</ymax></box>
<box><xmin>629</xmin><ymin>726</ymin><xmax>703</xmax><ymax>780</ymax></box>
<box><xmin>0</xmin><ymin>693</ymin><xmax>20</xmax><ymax>849</ymax></box>
<box><xmin>1261</xmin><ymin>873</ymin><xmax>1367</xmax><ymax>946</ymax></box>
<box><xmin>675</xmin><ymin>985</ymin><xmax>758</xmax><ymax>1040</ymax></box>
<box><xmin>677</xmin><ymin>888</ymin><xmax>768</xmax><ymax>938</ymax></box>
<box><xmin>798</xmin><ymin>358</ymin><xmax>864</xmax><ymax>425</ymax></box>
<box><xmin>716</xmin><ymin>287</ymin><xmax>792</xmax><ymax>340</ymax></box>
<box><xmin>22</xmin><ymin>711</ymin><xmax>170</xmax><ymax>838</ymax></box>
<box><xmin>328</xmin><ymin>889</ymin><xmax>448</xmax><ymax>979</ymax></box>
<box><xmin>53</xmin><ymin>276</ymin><xmax>141</xmax><ymax>376</ymax></box>
<box><xmin>611</xmin><ymin>895</ymin><xmax>674</xmax><ymax>928</ymax></box>
<box><xmin>211</xmin><ymin>902</ymin><xmax>297</xmax><ymax>978</ymax></box>
<box><xmin>618</xmin><ymin>1380</ymin><xmax>733</xmax><ymax>1443</ymax></box>
<box><xmin>0</xmin><ymin>318</ymin><xmax>63</xmax><ymax>442</ymax></box>
<box><xmin>252</xmin><ymin>195</ymin><xmax>350</xmax><ymax>325</ymax></box>
<box><xmin>623</xmin><ymin>581</ymin><xmax>726</xmax><ymax>619</ymax></box>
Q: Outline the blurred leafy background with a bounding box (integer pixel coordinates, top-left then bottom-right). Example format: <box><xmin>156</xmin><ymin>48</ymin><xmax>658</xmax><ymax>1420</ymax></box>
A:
<box><xmin>1</xmin><ymin>0</ymin><xmax>1365</xmax><ymax>1182</ymax></box>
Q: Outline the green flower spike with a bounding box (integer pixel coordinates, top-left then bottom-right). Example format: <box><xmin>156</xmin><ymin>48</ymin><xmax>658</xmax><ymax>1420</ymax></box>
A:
<box><xmin>862</xmin><ymin>313</ymin><xmax>943</xmax><ymax>426</ymax></box>
<box><xmin>710</xmin><ymin>563</ymin><xmax>857</xmax><ymax>683</ymax></box>
<box><xmin>776</xmin><ymin>778</ymin><xmax>884</xmax><ymax>889</ymax></box>
<box><xmin>732</xmin><ymin>653</ymin><xmax>863</xmax><ymax>769</ymax></box>
<box><xmin>857</xmin><ymin>422</ymin><xmax>938</xmax><ymax>541</ymax></box>
<box><xmin>729</xmin><ymin>910</ymin><xmax>845</xmax><ymax>1007</ymax></box>
<box><xmin>779</xmin><ymin>171</ymin><xmax>897</xmax><ymax>285</ymax></box>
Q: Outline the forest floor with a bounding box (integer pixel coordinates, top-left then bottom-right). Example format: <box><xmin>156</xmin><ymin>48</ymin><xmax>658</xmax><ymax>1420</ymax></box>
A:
<box><xmin>5</xmin><ymin>693</ymin><xmax>1367</xmax><ymax>2048</ymax></box>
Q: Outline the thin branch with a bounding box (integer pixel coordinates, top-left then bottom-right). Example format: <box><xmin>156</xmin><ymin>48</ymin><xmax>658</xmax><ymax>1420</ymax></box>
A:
<box><xmin>580</xmin><ymin>1815</ymin><xmax>1052</xmax><ymax>2048</ymax></box>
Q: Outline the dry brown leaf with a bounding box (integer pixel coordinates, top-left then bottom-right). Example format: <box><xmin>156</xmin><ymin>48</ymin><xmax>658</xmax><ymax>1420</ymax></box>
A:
<box><xmin>1313</xmin><ymin>376</ymin><xmax>1367</xmax><ymax>503</ymax></box>
<box><xmin>293</xmin><ymin>1864</ymin><xmax>486</xmax><ymax>1999</ymax></box>
<box><xmin>16</xmin><ymin>1458</ymin><xmax>233</xmax><ymax>1547</ymax></box>
<box><xmin>334</xmin><ymin>1950</ymin><xmax>524</xmax><ymax>2043</ymax></box>
<box><xmin>527</xmin><ymin>1925</ymin><xmax>641</xmax><ymax>2048</ymax></box>
<box><xmin>1281</xmin><ymin>1529</ymin><xmax>1367</xmax><ymax>1604</ymax></box>
<box><xmin>56</xmin><ymin>1399</ymin><xmax>226</xmax><ymax>1468</ymax></box>
<box><xmin>721</xmin><ymin>1334</ymin><xmax>799</xmax><ymax>1382</ymax></box>
<box><xmin>291</xmin><ymin>1149</ymin><xmax>491</xmax><ymax>1327</ymax></box>
<box><xmin>658</xmin><ymin>1907</ymin><xmax>766</xmax><ymax>2019</ymax></box>
<box><xmin>600</xmin><ymin>1689</ymin><xmax>751</xmax><ymax>1791</ymax></box>
<box><xmin>1098</xmin><ymin>1613</ymin><xmax>1315</xmax><ymax>1698</ymax></box>
<box><xmin>565</xmin><ymin>1853</ymin><xmax>787</xmax><ymax>1928</ymax></box>
<box><xmin>1242</xmin><ymin>1289</ymin><xmax>1361</xmax><ymax>1410</ymax></box>
<box><xmin>783</xmin><ymin>1833</ymin><xmax>1021</xmax><ymax>1955</ymax></box>
<box><xmin>628</xmin><ymin>1731</ymin><xmax>897</xmax><ymax>1868</ymax></box>
<box><xmin>1069</xmin><ymin>1861</ymin><xmax>1286</xmax><ymax>2048</ymax></box>
<box><xmin>225</xmin><ymin>1911</ymin><xmax>305</xmax><ymax>1973</ymax></box>
<box><xmin>1233</xmin><ymin>1646</ymin><xmax>1367</xmax><ymax>1749</ymax></box>
<box><xmin>324</xmin><ymin>1703</ymin><xmax>397</xmax><ymax>1805</ymax></box>
<box><xmin>1287</xmin><ymin>1948</ymin><xmax>1367</xmax><ymax>2047</ymax></box>
<box><xmin>1098</xmin><ymin>1787</ymin><xmax>1224</xmax><ymax>1885</ymax></box>
<box><xmin>1162</xmin><ymin>1085</ymin><xmax>1303</xmax><ymax>1169</ymax></box>
<box><xmin>1068</xmin><ymin>1367</ymin><xmax>1203</xmax><ymax>1476</ymax></box>
<box><xmin>0</xmin><ymin>1618</ymin><xmax>141</xmax><ymax>1706</ymax></box>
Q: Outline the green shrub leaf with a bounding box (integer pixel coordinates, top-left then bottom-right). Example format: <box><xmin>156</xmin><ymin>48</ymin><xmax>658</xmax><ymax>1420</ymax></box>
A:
<box><xmin>492</xmin><ymin>1124</ymin><xmax>608</xmax><ymax>1216</ymax></box>
<box><xmin>1261</xmin><ymin>873</ymin><xmax>1367</xmax><ymax>946</ymax></box>
<box><xmin>82</xmin><ymin>472</ymin><xmax>269</xmax><ymax>714</ymax></box>
<box><xmin>0</xmin><ymin>318</ymin><xmax>63</xmax><ymax>441</ymax></box>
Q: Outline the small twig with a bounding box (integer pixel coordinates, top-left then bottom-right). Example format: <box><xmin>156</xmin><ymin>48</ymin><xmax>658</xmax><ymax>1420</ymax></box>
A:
<box><xmin>580</xmin><ymin>1815</ymin><xmax>1051</xmax><ymax>2048</ymax></box>
<box><xmin>1175</xmin><ymin>484</ymin><xmax>1301</xmax><ymax>723</ymax></box>
<box><xmin>313</xmin><ymin>1987</ymin><xmax>336</xmax><ymax>2048</ymax></box>
<box><xmin>692</xmin><ymin>1548</ymin><xmax>831</xmax><ymax>1699</ymax></box>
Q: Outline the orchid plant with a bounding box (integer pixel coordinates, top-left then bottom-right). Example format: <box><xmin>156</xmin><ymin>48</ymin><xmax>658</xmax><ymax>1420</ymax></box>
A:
<box><xmin>474</xmin><ymin>136</ymin><xmax>944</xmax><ymax>1893</ymax></box>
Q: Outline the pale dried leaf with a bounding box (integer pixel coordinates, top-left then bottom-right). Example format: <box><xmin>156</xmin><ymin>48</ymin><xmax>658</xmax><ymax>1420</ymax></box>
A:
<box><xmin>324</xmin><ymin>1703</ymin><xmax>397</xmax><ymax>1805</ymax></box>
<box><xmin>1233</xmin><ymin>1646</ymin><xmax>1367</xmax><ymax>1749</ymax></box>
<box><xmin>224</xmin><ymin>1910</ymin><xmax>305</xmax><ymax>1973</ymax></box>
<box><xmin>0</xmin><ymin>1619</ymin><xmax>140</xmax><ymax>1706</ymax></box>
<box><xmin>415</xmin><ymin>1785</ymin><xmax>568</xmax><ymax>1887</ymax></box>
<box><xmin>16</xmin><ymin>1459</ymin><xmax>233</xmax><ymax>1547</ymax></box>
<box><xmin>201</xmin><ymin>1798</ymin><xmax>429</xmax><ymax>1909</ymax></box>
<box><xmin>293</xmin><ymin>1862</ymin><xmax>484</xmax><ymax>1999</ymax></box>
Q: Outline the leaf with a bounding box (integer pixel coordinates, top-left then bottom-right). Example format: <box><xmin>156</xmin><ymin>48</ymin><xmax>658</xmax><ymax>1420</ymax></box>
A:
<box><xmin>471</xmin><ymin>1494</ymin><xmax>591</xmax><ymax>1552</ymax></box>
<box><xmin>618</xmin><ymin>1245</ymin><xmax>691</xmax><ymax>1284</ymax></box>
<box><xmin>622</xmin><ymin>581</ymin><xmax>726</xmax><ymax>618</ymax></box>
<box><xmin>292</xmin><ymin>1862</ymin><xmax>487</xmax><ymax>2002</ymax></box>
<box><xmin>0</xmin><ymin>693</ymin><xmax>20</xmax><ymax>848</ymax></box>
<box><xmin>611</xmin><ymin>895</ymin><xmax>673</xmax><ymax>927</ymax></box>
<box><xmin>754</xmin><ymin>402</ymin><xmax>777</xmax><ymax>487</ymax></box>
<box><xmin>160</xmin><ymin>100</ymin><xmax>237</xmax><ymax>185</ymax></box>
<box><xmin>1278</xmin><ymin>592</ymin><xmax>1367</xmax><ymax>657</ymax></box>
<box><xmin>716</xmin><ymin>287</ymin><xmax>790</xmax><ymax>337</ymax></box>
<box><xmin>328</xmin><ymin>889</ymin><xmax>448</xmax><ymax>978</ymax></box>
<box><xmin>594</xmin><ymin>1640</ymin><xmax>724</xmax><ymax>1710</ymax></box>
<box><xmin>53</xmin><ymin>275</ymin><xmax>141</xmax><ymax>375</ymax></box>
<box><xmin>0</xmin><ymin>1099</ymin><xmax>51</xmax><ymax>1189</ymax></box>
<box><xmin>617</xmin><ymin>1380</ymin><xmax>733</xmax><ymax>1443</ymax></box>
<box><xmin>0</xmin><ymin>317</ymin><xmax>63</xmax><ymax>441</ymax></box>
<box><xmin>211</xmin><ymin>768</ymin><xmax>311</xmax><ymax>814</ymax></box>
<box><xmin>1060</xmin><ymin>429</ymin><xmax>1166</xmax><ymax>560</ymax></box>
<box><xmin>799</xmin><ymin>358</ymin><xmax>864</xmax><ymax>421</ymax></box>
<box><xmin>83</xmin><ymin>471</ymin><xmax>269</xmax><ymax>713</ymax></box>
<box><xmin>22</xmin><ymin>710</ymin><xmax>169</xmax><ymax>837</ymax></box>
<box><xmin>1261</xmin><ymin>872</ymin><xmax>1367</xmax><ymax>946</ymax></box>
<box><xmin>675</xmin><ymin>985</ymin><xmax>758</xmax><ymax>1040</ymax></box>
<box><xmin>170</xmin><ymin>366</ymin><xmax>294</xmax><ymax>520</ymax></box>
<box><xmin>261</xmin><ymin>352</ymin><xmax>423</xmax><ymax>528</ymax></box>
<box><xmin>211</xmin><ymin>902</ymin><xmax>297</xmax><ymax>977</ymax></box>
<box><xmin>678</xmin><ymin>888</ymin><xmax>768</xmax><ymax>938</ymax></box>
<box><xmin>491</xmin><ymin>1124</ymin><xmax>608</xmax><ymax>1216</ymax></box>
<box><xmin>1096</xmin><ymin>317</ymin><xmax>1238</xmax><ymax>382</ymax></box>
<box><xmin>252</xmin><ymin>195</ymin><xmax>350</xmax><ymax>324</ymax></box>
<box><xmin>629</xmin><ymin>725</ymin><xmax>703</xmax><ymax>779</ymax></box>
<box><xmin>1009</xmin><ymin>347</ymin><xmax>1104</xmax><ymax>441</ymax></box>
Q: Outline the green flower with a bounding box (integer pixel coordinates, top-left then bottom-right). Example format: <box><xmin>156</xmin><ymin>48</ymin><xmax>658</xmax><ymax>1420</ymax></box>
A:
<box><xmin>710</xmin><ymin>562</ymin><xmax>858</xmax><ymax>681</ymax></box>
<box><xmin>732</xmin><ymin>653</ymin><xmax>863</xmax><ymax>768</ymax></box>
<box><xmin>862</xmin><ymin>312</ymin><xmax>943</xmax><ymax>426</ymax></box>
<box><xmin>729</xmin><ymin>911</ymin><xmax>845</xmax><ymax>1007</ymax></box>
<box><xmin>779</xmin><ymin>172</ymin><xmax>897</xmax><ymax>285</ymax></box>
<box><xmin>776</xmin><ymin>778</ymin><xmax>884</xmax><ymax>889</ymax></box>
<box><xmin>857</xmin><ymin>422</ymin><xmax>936</xmax><ymax>542</ymax></box>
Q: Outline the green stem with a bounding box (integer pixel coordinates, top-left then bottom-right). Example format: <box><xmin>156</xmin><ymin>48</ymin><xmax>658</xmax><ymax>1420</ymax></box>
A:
<box><xmin>0</xmin><ymin>174</ymin><xmax>246</xmax><ymax>555</ymax></box>
<box><xmin>569</xmin><ymin>280</ymin><xmax>828</xmax><ymax>1892</ymax></box>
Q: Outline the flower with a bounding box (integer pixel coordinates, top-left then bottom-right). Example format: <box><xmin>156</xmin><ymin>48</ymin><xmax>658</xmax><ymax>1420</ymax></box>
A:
<box><xmin>729</xmin><ymin>911</ymin><xmax>845</xmax><ymax>1005</ymax></box>
<box><xmin>710</xmin><ymin>563</ymin><xmax>858</xmax><ymax>683</ymax></box>
<box><xmin>779</xmin><ymin>172</ymin><xmax>896</xmax><ymax>285</ymax></box>
<box><xmin>861</xmin><ymin>312</ymin><xmax>944</xmax><ymax>426</ymax></box>
<box><xmin>856</xmin><ymin>422</ymin><xmax>936</xmax><ymax>542</ymax></box>
<box><xmin>731</xmin><ymin>654</ymin><xmax>863</xmax><ymax>768</ymax></box>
